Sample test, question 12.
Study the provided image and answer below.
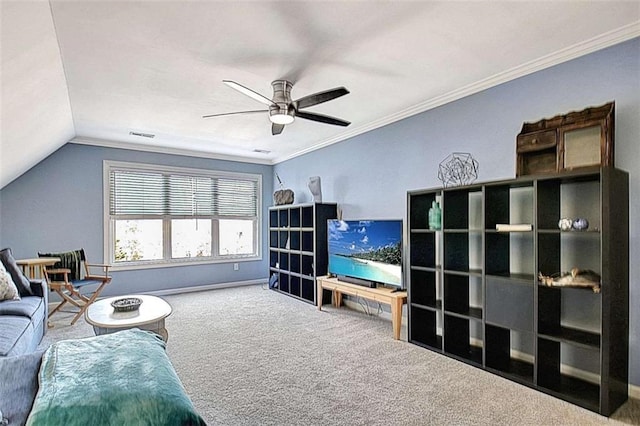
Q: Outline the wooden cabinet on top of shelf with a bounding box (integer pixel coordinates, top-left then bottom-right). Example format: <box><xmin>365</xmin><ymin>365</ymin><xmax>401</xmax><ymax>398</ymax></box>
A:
<box><xmin>516</xmin><ymin>102</ymin><xmax>615</xmax><ymax>177</ymax></box>
<box><xmin>268</xmin><ymin>202</ymin><xmax>337</xmax><ymax>305</ymax></box>
<box><xmin>406</xmin><ymin>167</ymin><xmax>628</xmax><ymax>416</ymax></box>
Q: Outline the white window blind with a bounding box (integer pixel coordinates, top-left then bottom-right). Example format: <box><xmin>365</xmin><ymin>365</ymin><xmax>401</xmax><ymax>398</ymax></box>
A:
<box><xmin>109</xmin><ymin>169</ymin><xmax>258</xmax><ymax>217</ymax></box>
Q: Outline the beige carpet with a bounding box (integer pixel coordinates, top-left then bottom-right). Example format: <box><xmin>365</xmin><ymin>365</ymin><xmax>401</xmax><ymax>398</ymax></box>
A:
<box><xmin>41</xmin><ymin>285</ymin><xmax>640</xmax><ymax>425</ymax></box>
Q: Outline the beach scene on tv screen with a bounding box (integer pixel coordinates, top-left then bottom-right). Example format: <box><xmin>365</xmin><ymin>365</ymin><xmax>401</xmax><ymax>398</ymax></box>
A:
<box><xmin>328</xmin><ymin>220</ymin><xmax>402</xmax><ymax>286</ymax></box>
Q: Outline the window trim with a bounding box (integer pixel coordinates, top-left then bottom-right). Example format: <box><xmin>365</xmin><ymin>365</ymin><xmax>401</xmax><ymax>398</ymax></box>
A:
<box><xmin>103</xmin><ymin>160</ymin><xmax>262</xmax><ymax>270</ymax></box>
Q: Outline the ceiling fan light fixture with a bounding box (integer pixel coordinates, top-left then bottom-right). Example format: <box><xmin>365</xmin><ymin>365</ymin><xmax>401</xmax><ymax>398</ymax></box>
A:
<box><xmin>269</xmin><ymin>104</ymin><xmax>295</xmax><ymax>125</ymax></box>
<box><xmin>269</xmin><ymin>112</ymin><xmax>295</xmax><ymax>125</ymax></box>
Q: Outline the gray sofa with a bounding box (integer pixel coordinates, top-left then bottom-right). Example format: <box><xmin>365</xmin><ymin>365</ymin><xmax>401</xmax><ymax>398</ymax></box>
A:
<box><xmin>0</xmin><ymin>349</ymin><xmax>44</xmax><ymax>425</ymax></box>
<box><xmin>0</xmin><ymin>248</ymin><xmax>48</xmax><ymax>358</ymax></box>
<box><xmin>0</xmin><ymin>280</ymin><xmax>48</xmax><ymax>357</ymax></box>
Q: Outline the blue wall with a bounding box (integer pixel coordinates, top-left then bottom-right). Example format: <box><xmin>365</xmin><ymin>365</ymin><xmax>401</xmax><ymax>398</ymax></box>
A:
<box><xmin>0</xmin><ymin>144</ymin><xmax>273</xmax><ymax>295</ymax></box>
<box><xmin>274</xmin><ymin>38</ymin><xmax>640</xmax><ymax>385</ymax></box>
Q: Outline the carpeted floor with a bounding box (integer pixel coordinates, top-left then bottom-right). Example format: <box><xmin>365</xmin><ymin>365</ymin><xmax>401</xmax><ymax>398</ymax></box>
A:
<box><xmin>41</xmin><ymin>284</ymin><xmax>640</xmax><ymax>425</ymax></box>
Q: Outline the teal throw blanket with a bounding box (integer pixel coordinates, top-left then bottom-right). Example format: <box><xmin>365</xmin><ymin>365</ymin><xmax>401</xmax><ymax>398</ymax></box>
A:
<box><xmin>26</xmin><ymin>329</ymin><xmax>205</xmax><ymax>425</ymax></box>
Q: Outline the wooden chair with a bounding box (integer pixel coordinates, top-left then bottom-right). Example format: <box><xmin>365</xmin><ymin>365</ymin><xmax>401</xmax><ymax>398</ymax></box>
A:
<box><xmin>39</xmin><ymin>249</ymin><xmax>111</xmax><ymax>325</ymax></box>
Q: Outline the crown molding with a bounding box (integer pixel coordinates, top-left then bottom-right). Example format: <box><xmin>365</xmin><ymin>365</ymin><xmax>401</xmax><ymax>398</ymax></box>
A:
<box><xmin>71</xmin><ymin>136</ymin><xmax>274</xmax><ymax>165</ymax></box>
<box><xmin>273</xmin><ymin>23</ymin><xmax>640</xmax><ymax>164</ymax></box>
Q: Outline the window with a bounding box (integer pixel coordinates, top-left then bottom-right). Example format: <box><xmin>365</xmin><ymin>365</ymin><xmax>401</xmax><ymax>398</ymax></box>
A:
<box><xmin>104</xmin><ymin>161</ymin><xmax>261</xmax><ymax>269</ymax></box>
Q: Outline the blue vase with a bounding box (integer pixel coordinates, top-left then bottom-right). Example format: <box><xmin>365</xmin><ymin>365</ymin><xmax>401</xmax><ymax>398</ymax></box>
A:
<box><xmin>573</xmin><ymin>218</ymin><xmax>589</xmax><ymax>230</ymax></box>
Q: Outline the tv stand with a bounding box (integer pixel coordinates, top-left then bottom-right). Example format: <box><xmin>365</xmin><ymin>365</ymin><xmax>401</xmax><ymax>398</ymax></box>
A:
<box><xmin>317</xmin><ymin>275</ymin><xmax>407</xmax><ymax>340</ymax></box>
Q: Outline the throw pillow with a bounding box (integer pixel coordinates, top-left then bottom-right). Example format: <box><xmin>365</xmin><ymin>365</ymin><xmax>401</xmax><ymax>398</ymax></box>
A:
<box><xmin>0</xmin><ymin>262</ymin><xmax>20</xmax><ymax>301</ymax></box>
<box><xmin>0</xmin><ymin>248</ymin><xmax>32</xmax><ymax>296</ymax></box>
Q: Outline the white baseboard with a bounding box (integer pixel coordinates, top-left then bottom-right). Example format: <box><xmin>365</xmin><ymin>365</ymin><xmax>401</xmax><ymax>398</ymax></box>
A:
<box><xmin>144</xmin><ymin>278</ymin><xmax>266</xmax><ymax>296</ymax></box>
<box><xmin>342</xmin><ymin>296</ymin><xmax>398</xmax><ymax>320</ymax></box>
<box><xmin>48</xmin><ymin>278</ymin><xmax>267</xmax><ymax>311</ymax></box>
<box><xmin>629</xmin><ymin>384</ymin><xmax>640</xmax><ymax>399</ymax></box>
<box><xmin>342</xmin><ymin>297</ymin><xmax>407</xmax><ymax>319</ymax></box>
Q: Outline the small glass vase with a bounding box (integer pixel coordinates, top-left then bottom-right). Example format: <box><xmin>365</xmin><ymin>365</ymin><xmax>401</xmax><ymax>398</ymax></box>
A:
<box><xmin>428</xmin><ymin>201</ymin><xmax>441</xmax><ymax>230</ymax></box>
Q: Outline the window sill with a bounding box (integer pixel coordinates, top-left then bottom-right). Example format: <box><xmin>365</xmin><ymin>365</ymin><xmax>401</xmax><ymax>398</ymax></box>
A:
<box><xmin>109</xmin><ymin>256</ymin><xmax>261</xmax><ymax>272</ymax></box>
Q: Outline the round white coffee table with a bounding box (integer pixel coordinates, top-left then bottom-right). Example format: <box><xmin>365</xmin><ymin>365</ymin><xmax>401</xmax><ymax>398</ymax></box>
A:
<box><xmin>85</xmin><ymin>295</ymin><xmax>172</xmax><ymax>341</ymax></box>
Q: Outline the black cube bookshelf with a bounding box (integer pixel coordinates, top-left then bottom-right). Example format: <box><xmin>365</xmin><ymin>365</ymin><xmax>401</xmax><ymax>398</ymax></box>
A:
<box><xmin>406</xmin><ymin>168</ymin><xmax>628</xmax><ymax>416</ymax></box>
<box><xmin>268</xmin><ymin>202</ymin><xmax>337</xmax><ymax>305</ymax></box>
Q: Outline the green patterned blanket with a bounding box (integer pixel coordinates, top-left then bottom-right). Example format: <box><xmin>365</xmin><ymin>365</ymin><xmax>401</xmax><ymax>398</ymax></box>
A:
<box><xmin>26</xmin><ymin>329</ymin><xmax>205</xmax><ymax>426</ymax></box>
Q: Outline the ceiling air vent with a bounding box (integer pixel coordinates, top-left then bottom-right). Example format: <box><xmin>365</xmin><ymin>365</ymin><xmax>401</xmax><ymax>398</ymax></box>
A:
<box><xmin>253</xmin><ymin>149</ymin><xmax>271</xmax><ymax>154</ymax></box>
<box><xmin>129</xmin><ymin>131</ymin><xmax>155</xmax><ymax>138</ymax></box>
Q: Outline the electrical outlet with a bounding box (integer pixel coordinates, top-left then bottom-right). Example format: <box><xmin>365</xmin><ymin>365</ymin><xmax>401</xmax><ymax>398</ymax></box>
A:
<box><xmin>233</xmin><ymin>263</ymin><xmax>239</xmax><ymax>271</ymax></box>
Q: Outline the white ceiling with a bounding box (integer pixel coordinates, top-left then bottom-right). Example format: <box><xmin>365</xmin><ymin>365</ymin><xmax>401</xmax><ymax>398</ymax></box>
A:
<box><xmin>1</xmin><ymin>1</ymin><xmax>639</xmax><ymax>188</ymax></box>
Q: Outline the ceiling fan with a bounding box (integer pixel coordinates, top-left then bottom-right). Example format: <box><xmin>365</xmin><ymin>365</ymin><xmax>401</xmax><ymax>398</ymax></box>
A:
<box><xmin>203</xmin><ymin>80</ymin><xmax>350</xmax><ymax>135</ymax></box>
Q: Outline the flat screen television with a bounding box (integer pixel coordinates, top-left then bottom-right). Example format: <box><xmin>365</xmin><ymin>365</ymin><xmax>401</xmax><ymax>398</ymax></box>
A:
<box><xmin>327</xmin><ymin>219</ymin><xmax>403</xmax><ymax>288</ymax></box>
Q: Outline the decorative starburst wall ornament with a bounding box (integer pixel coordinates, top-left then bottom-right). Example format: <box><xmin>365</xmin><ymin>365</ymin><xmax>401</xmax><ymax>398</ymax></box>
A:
<box><xmin>437</xmin><ymin>152</ymin><xmax>479</xmax><ymax>187</ymax></box>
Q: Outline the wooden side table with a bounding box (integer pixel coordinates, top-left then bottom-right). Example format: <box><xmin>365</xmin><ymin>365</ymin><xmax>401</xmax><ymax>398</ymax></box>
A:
<box><xmin>17</xmin><ymin>257</ymin><xmax>60</xmax><ymax>327</ymax></box>
<box><xmin>16</xmin><ymin>257</ymin><xmax>60</xmax><ymax>279</ymax></box>
<box><xmin>317</xmin><ymin>275</ymin><xmax>407</xmax><ymax>340</ymax></box>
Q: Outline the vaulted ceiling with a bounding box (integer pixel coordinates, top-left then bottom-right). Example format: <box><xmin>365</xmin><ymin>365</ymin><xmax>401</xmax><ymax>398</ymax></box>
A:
<box><xmin>2</xmin><ymin>1</ymin><xmax>639</xmax><ymax>188</ymax></box>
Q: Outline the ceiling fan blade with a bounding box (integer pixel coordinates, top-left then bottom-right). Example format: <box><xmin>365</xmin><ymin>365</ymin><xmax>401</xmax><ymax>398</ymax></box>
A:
<box><xmin>295</xmin><ymin>87</ymin><xmax>349</xmax><ymax>109</ymax></box>
<box><xmin>272</xmin><ymin>123</ymin><xmax>285</xmax><ymax>135</ymax></box>
<box><xmin>295</xmin><ymin>110</ymin><xmax>350</xmax><ymax>127</ymax></box>
<box><xmin>202</xmin><ymin>109</ymin><xmax>268</xmax><ymax>119</ymax></box>
<box><xmin>223</xmin><ymin>80</ymin><xmax>274</xmax><ymax>106</ymax></box>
